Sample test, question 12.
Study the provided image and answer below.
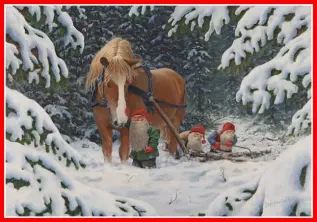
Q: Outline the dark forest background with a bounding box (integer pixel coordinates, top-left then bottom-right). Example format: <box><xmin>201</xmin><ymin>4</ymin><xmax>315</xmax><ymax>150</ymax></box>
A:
<box><xmin>7</xmin><ymin>6</ymin><xmax>308</xmax><ymax>143</ymax></box>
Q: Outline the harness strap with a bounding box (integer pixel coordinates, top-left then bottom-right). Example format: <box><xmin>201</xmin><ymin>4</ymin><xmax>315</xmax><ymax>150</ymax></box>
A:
<box><xmin>89</xmin><ymin>64</ymin><xmax>187</xmax><ymax>110</ymax></box>
<box><xmin>88</xmin><ymin>67</ymin><xmax>109</xmax><ymax>108</ymax></box>
<box><xmin>128</xmin><ymin>85</ymin><xmax>187</xmax><ymax>108</ymax></box>
<box><xmin>141</xmin><ymin>65</ymin><xmax>154</xmax><ymax>112</ymax></box>
<box><xmin>143</xmin><ymin>65</ymin><xmax>153</xmax><ymax>97</ymax></box>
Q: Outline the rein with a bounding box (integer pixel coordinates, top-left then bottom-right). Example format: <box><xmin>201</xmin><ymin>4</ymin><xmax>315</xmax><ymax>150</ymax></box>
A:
<box><xmin>88</xmin><ymin>66</ymin><xmax>109</xmax><ymax>109</ymax></box>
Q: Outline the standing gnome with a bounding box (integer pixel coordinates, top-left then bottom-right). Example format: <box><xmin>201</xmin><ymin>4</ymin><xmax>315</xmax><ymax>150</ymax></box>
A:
<box><xmin>179</xmin><ymin>125</ymin><xmax>207</xmax><ymax>153</ymax></box>
<box><xmin>129</xmin><ymin>109</ymin><xmax>160</xmax><ymax>169</ymax></box>
<box><xmin>207</xmin><ymin>122</ymin><xmax>237</xmax><ymax>152</ymax></box>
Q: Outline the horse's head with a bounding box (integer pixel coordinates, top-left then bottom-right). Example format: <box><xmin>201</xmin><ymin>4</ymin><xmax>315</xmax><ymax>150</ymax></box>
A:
<box><xmin>99</xmin><ymin>56</ymin><xmax>142</xmax><ymax>128</ymax></box>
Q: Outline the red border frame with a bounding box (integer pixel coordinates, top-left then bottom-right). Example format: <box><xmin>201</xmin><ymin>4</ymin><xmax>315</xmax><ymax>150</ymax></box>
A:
<box><xmin>1</xmin><ymin>1</ymin><xmax>316</xmax><ymax>221</ymax></box>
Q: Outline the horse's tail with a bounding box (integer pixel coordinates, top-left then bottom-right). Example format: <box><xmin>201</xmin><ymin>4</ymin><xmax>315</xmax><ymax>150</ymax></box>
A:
<box><xmin>181</xmin><ymin>80</ymin><xmax>187</xmax><ymax>108</ymax></box>
<box><xmin>179</xmin><ymin>80</ymin><xmax>187</xmax><ymax>130</ymax></box>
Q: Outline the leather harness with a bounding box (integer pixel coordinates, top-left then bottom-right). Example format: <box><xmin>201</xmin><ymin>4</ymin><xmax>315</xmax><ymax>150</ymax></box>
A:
<box><xmin>88</xmin><ymin>64</ymin><xmax>187</xmax><ymax>113</ymax></box>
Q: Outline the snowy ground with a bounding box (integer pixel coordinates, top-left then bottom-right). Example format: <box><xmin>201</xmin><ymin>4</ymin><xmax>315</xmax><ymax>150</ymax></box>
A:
<box><xmin>68</xmin><ymin>116</ymin><xmax>302</xmax><ymax>216</ymax></box>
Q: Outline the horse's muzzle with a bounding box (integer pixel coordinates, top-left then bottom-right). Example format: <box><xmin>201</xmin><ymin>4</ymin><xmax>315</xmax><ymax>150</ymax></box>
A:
<box><xmin>112</xmin><ymin>120</ymin><xmax>125</xmax><ymax>129</ymax></box>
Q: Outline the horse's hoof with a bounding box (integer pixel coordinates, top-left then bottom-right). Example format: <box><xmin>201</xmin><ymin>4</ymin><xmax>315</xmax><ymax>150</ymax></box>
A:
<box><xmin>104</xmin><ymin>158</ymin><xmax>112</xmax><ymax>164</ymax></box>
<box><xmin>161</xmin><ymin>143</ymin><xmax>170</xmax><ymax>152</ymax></box>
<box><xmin>120</xmin><ymin>160</ymin><xmax>129</xmax><ymax>165</ymax></box>
<box><xmin>173</xmin><ymin>152</ymin><xmax>182</xmax><ymax>160</ymax></box>
<box><xmin>210</xmin><ymin>149</ymin><xmax>220</xmax><ymax>153</ymax></box>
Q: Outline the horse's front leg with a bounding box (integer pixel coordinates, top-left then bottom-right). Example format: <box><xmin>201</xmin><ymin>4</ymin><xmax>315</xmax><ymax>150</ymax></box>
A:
<box><xmin>100</xmin><ymin>126</ymin><xmax>113</xmax><ymax>163</ymax></box>
<box><xmin>119</xmin><ymin>127</ymin><xmax>130</xmax><ymax>163</ymax></box>
<box><xmin>93</xmin><ymin>107</ymin><xmax>114</xmax><ymax>164</ymax></box>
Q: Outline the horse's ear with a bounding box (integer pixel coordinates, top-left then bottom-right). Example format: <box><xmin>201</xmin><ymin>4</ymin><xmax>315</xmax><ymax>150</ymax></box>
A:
<box><xmin>100</xmin><ymin>57</ymin><xmax>109</xmax><ymax>67</ymax></box>
<box><xmin>124</xmin><ymin>58</ymin><xmax>143</xmax><ymax>68</ymax></box>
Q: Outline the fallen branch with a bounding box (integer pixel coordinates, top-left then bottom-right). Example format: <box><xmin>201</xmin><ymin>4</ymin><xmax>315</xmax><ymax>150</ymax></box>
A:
<box><xmin>127</xmin><ymin>176</ymin><xmax>133</xmax><ymax>183</ymax></box>
<box><xmin>169</xmin><ymin>190</ymin><xmax>178</xmax><ymax>205</ymax></box>
<box><xmin>220</xmin><ymin>167</ymin><xmax>227</xmax><ymax>182</ymax></box>
<box><xmin>234</xmin><ymin>145</ymin><xmax>254</xmax><ymax>158</ymax></box>
<box><xmin>190</xmin><ymin>150</ymin><xmax>272</xmax><ymax>163</ymax></box>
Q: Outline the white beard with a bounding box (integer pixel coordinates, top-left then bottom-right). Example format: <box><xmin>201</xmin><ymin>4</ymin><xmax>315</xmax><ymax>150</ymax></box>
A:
<box><xmin>187</xmin><ymin>133</ymin><xmax>203</xmax><ymax>153</ymax></box>
<box><xmin>220</xmin><ymin>130</ymin><xmax>235</xmax><ymax>151</ymax></box>
<box><xmin>129</xmin><ymin>120</ymin><xmax>149</xmax><ymax>152</ymax></box>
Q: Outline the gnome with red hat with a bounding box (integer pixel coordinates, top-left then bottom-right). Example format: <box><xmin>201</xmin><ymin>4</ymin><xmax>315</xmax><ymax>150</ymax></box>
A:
<box><xmin>128</xmin><ymin>108</ymin><xmax>160</xmax><ymax>168</ymax></box>
<box><xmin>207</xmin><ymin>122</ymin><xmax>237</xmax><ymax>152</ymax></box>
<box><xmin>179</xmin><ymin>125</ymin><xmax>207</xmax><ymax>153</ymax></box>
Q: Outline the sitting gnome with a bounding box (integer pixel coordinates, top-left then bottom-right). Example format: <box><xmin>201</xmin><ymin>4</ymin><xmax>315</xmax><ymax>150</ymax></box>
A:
<box><xmin>129</xmin><ymin>109</ymin><xmax>160</xmax><ymax>169</ymax></box>
<box><xmin>179</xmin><ymin>125</ymin><xmax>207</xmax><ymax>154</ymax></box>
<box><xmin>207</xmin><ymin>122</ymin><xmax>237</xmax><ymax>152</ymax></box>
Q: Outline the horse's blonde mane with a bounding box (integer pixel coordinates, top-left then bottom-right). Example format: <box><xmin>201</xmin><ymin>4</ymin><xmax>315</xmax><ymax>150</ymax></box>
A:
<box><xmin>85</xmin><ymin>37</ymin><xmax>136</xmax><ymax>91</ymax></box>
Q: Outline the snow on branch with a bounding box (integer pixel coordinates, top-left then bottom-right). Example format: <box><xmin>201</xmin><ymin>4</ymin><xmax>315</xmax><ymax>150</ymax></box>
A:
<box><xmin>6</xmin><ymin>87</ymin><xmax>86</xmax><ymax>169</ymax></box>
<box><xmin>44</xmin><ymin>105</ymin><xmax>72</xmax><ymax>120</ymax></box>
<box><xmin>168</xmin><ymin>6</ymin><xmax>230</xmax><ymax>41</ymax></box>
<box><xmin>6</xmin><ymin>140</ymin><xmax>157</xmax><ymax>216</ymax></box>
<box><xmin>129</xmin><ymin>5</ymin><xmax>154</xmax><ymax>17</ymax></box>
<box><xmin>6</xmin><ymin>42</ymin><xmax>22</xmax><ymax>75</ymax></box>
<box><xmin>287</xmin><ymin>99</ymin><xmax>311</xmax><ymax>136</ymax></box>
<box><xmin>235</xmin><ymin>28</ymin><xmax>311</xmax><ymax>126</ymax></box>
<box><xmin>219</xmin><ymin>6</ymin><xmax>311</xmax><ymax>69</ymax></box>
<box><xmin>55</xmin><ymin>8</ymin><xmax>85</xmax><ymax>53</ymax></box>
<box><xmin>6</xmin><ymin>6</ymin><xmax>84</xmax><ymax>87</ymax></box>
<box><xmin>204</xmin><ymin>135</ymin><xmax>311</xmax><ymax>216</ymax></box>
<box><xmin>17</xmin><ymin>6</ymin><xmax>85</xmax><ymax>51</ymax></box>
<box><xmin>129</xmin><ymin>6</ymin><xmax>230</xmax><ymax>40</ymax></box>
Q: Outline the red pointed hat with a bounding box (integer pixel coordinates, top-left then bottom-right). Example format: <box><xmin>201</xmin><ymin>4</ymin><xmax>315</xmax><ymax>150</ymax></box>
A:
<box><xmin>131</xmin><ymin>108</ymin><xmax>150</xmax><ymax>122</ymax></box>
<box><xmin>190</xmin><ymin>125</ymin><xmax>206</xmax><ymax>144</ymax></box>
<box><xmin>190</xmin><ymin>125</ymin><xmax>206</xmax><ymax>135</ymax></box>
<box><xmin>221</xmin><ymin>122</ymin><xmax>235</xmax><ymax>133</ymax></box>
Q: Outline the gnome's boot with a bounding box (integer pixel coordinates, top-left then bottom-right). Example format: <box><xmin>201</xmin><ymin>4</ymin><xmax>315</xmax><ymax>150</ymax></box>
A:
<box><xmin>140</xmin><ymin>158</ymin><xmax>157</xmax><ymax>169</ymax></box>
<box><xmin>132</xmin><ymin>159</ymin><xmax>143</xmax><ymax>168</ymax></box>
<box><xmin>210</xmin><ymin>148</ymin><xmax>221</xmax><ymax>153</ymax></box>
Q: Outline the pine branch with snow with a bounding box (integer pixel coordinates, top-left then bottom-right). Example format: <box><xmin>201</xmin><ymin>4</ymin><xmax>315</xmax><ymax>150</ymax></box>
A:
<box><xmin>6</xmin><ymin>140</ymin><xmax>157</xmax><ymax>216</ymax></box>
<box><xmin>201</xmin><ymin>136</ymin><xmax>311</xmax><ymax>216</ymax></box>
<box><xmin>6</xmin><ymin>87</ymin><xmax>86</xmax><ymax>169</ymax></box>
<box><xmin>5</xmin><ymin>5</ymin><xmax>86</xmax><ymax>162</ymax></box>
<box><xmin>129</xmin><ymin>5</ymin><xmax>312</xmax><ymax>136</ymax></box>
<box><xmin>6</xmin><ymin>6</ymin><xmax>84</xmax><ymax>87</ymax></box>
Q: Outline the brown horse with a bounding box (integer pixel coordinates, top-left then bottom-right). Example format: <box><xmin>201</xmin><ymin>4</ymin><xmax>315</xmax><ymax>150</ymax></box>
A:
<box><xmin>86</xmin><ymin>37</ymin><xmax>186</xmax><ymax>163</ymax></box>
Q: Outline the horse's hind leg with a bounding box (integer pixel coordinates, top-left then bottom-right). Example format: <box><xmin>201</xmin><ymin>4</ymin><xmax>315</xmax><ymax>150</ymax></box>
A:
<box><xmin>166</xmin><ymin>117</ymin><xmax>182</xmax><ymax>156</ymax></box>
<box><xmin>168</xmin><ymin>108</ymin><xmax>186</xmax><ymax>156</ymax></box>
<box><xmin>160</xmin><ymin>125</ymin><xmax>170</xmax><ymax>151</ymax></box>
<box><xmin>119</xmin><ymin>127</ymin><xmax>130</xmax><ymax>163</ymax></box>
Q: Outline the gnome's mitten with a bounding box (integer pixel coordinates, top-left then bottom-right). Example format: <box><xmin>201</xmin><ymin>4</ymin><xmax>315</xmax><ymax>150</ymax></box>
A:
<box><xmin>224</xmin><ymin>141</ymin><xmax>232</xmax><ymax>147</ymax></box>
<box><xmin>211</xmin><ymin>142</ymin><xmax>221</xmax><ymax>149</ymax></box>
<box><xmin>144</xmin><ymin>146</ymin><xmax>154</xmax><ymax>153</ymax></box>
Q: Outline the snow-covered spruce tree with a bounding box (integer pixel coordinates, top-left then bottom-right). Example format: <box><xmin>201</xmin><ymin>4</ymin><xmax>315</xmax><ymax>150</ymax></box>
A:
<box><xmin>6</xmin><ymin>5</ymin><xmax>85</xmax><ymax>167</ymax></box>
<box><xmin>6</xmin><ymin>6</ymin><xmax>87</xmax><ymax>141</ymax></box>
<box><xmin>129</xmin><ymin>6</ymin><xmax>311</xmax><ymax>136</ymax></box>
<box><xmin>6</xmin><ymin>140</ymin><xmax>157</xmax><ymax>216</ymax></box>
<box><xmin>199</xmin><ymin>135</ymin><xmax>311</xmax><ymax>216</ymax></box>
<box><xmin>6</xmin><ymin>6</ymin><xmax>157</xmax><ymax>216</ymax></box>
<box><xmin>180</xmin><ymin>33</ymin><xmax>215</xmax><ymax>127</ymax></box>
